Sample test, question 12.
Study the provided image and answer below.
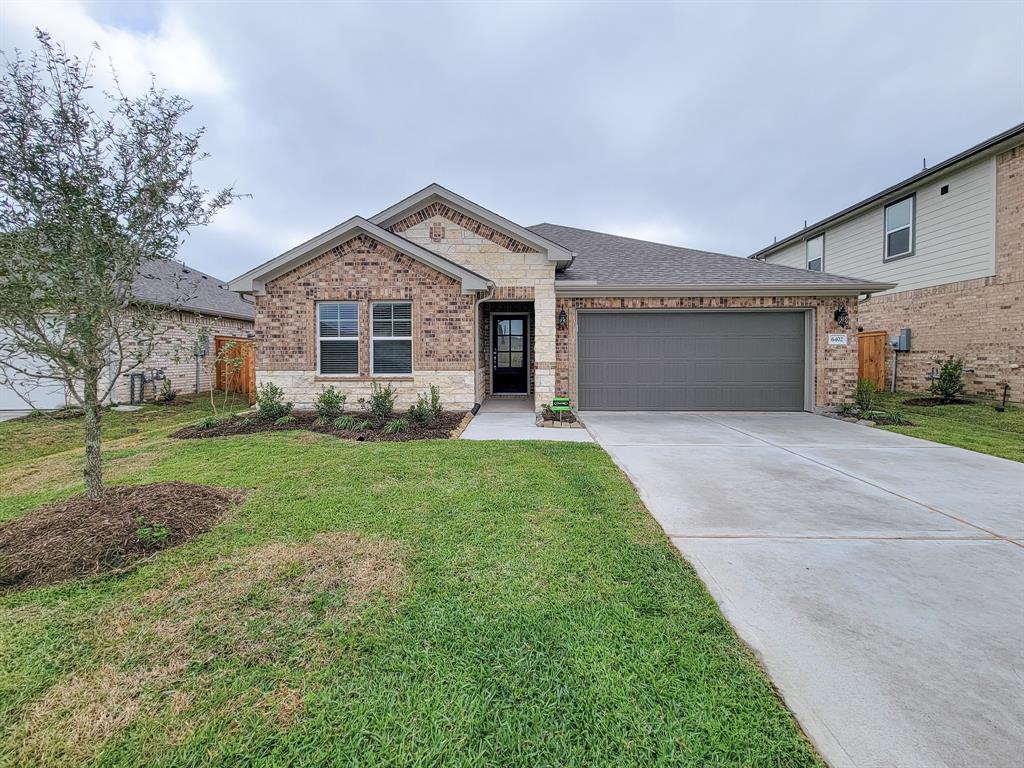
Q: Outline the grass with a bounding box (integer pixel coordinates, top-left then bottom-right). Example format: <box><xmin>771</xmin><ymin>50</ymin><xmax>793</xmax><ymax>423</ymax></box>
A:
<box><xmin>872</xmin><ymin>391</ymin><xmax>1024</xmax><ymax>462</ymax></box>
<box><xmin>0</xmin><ymin>409</ymin><xmax>823</xmax><ymax>767</ymax></box>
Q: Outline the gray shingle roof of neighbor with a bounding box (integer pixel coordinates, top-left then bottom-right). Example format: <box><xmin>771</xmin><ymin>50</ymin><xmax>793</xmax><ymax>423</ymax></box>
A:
<box><xmin>132</xmin><ymin>259</ymin><xmax>256</xmax><ymax>321</ymax></box>
<box><xmin>528</xmin><ymin>223</ymin><xmax>889</xmax><ymax>290</ymax></box>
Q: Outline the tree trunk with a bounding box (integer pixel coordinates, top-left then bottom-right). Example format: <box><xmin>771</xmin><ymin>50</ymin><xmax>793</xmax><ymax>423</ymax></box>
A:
<box><xmin>83</xmin><ymin>375</ymin><xmax>103</xmax><ymax>499</ymax></box>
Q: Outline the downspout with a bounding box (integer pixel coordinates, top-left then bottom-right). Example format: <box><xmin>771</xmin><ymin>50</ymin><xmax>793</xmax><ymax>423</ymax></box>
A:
<box><xmin>472</xmin><ymin>286</ymin><xmax>494</xmax><ymax>412</ymax></box>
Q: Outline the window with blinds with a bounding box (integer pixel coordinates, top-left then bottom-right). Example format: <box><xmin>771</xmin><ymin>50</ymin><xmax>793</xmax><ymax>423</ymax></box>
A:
<box><xmin>372</xmin><ymin>302</ymin><xmax>412</xmax><ymax>375</ymax></box>
<box><xmin>317</xmin><ymin>302</ymin><xmax>358</xmax><ymax>375</ymax></box>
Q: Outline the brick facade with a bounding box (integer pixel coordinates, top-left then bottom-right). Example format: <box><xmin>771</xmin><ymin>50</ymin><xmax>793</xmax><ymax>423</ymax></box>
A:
<box><xmin>857</xmin><ymin>145</ymin><xmax>1023</xmax><ymax>402</ymax></box>
<box><xmin>555</xmin><ymin>295</ymin><xmax>861</xmax><ymax>409</ymax></box>
<box><xmin>255</xmin><ymin>234</ymin><xmax>477</xmax><ymax>409</ymax></box>
<box><xmin>110</xmin><ymin>310</ymin><xmax>253</xmax><ymax>404</ymax></box>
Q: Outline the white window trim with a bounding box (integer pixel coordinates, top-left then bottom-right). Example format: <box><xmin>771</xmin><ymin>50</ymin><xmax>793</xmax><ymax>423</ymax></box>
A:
<box><xmin>370</xmin><ymin>301</ymin><xmax>414</xmax><ymax>377</ymax></box>
<box><xmin>316</xmin><ymin>301</ymin><xmax>359</xmax><ymax>377</ymax></box>
<box><xmin>883</xmin><ymin>195</ymin><xmax>915</xmax><ymax>262</ymax></box>
<box><xmin>805</xmin><ymin>233</ymin><xmax>824</xmax><ymax>272</ymax></box>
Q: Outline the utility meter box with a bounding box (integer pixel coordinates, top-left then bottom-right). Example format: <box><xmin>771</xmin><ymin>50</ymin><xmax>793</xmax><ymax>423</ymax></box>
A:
<box><xmin>890</xmin><ymin>328</ymin><xmax>912</xmax><ymax>352</ymax></box>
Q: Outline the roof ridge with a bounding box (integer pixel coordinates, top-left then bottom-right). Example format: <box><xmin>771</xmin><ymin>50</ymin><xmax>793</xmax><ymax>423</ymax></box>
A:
<box><xmin>530</xmin><ymin>222</ymin><xmax>736</xmax><ymax>258</ymax></box>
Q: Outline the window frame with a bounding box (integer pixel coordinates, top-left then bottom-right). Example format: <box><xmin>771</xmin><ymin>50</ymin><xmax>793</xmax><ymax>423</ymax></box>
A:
<box><xmin>805</xmin><ymin>233</ymin><xmax>824</xmax><ymax>272</ymax></box>
<box><xmin>883</xmin><ymin>194</ymin><xmax>915</xmax><ymax>262</ymax></box>
<box><xmin>370</xmin><ymin>301</ymin><xmax>414</xmax><ymax>377</ymax></box>
<box><xmin>316</xmin><ymin>301</ymin><xmax>360</xmax><ymax>377</ymax></box>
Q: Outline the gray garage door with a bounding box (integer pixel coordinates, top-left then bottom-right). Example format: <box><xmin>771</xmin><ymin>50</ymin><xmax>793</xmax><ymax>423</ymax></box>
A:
<box><xmin>577</xmin><ymin>311</ymin><xmax>806</xmax><ymax>411</ymax></box>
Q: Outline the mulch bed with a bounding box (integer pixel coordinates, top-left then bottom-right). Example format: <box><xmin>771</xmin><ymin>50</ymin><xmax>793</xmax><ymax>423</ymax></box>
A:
<box><xmin>171</xmin><ymin>410</ymin><xmax>468</xmax><ymax>442</ymax></box>
<box><xmin>903</xmin><ymin>397</ymin><xmax>973</xmax><ymax>406</ymax></box>
<box><xmin>0</xmin><ymin>482</ymin><xmax>245</xmax><ymax>593</ymax></box>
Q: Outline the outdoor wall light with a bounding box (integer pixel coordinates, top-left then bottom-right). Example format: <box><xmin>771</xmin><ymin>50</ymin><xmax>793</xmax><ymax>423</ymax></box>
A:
<box><xmin>558</xmin><ymin>307</ymin><xmax>568</xmax><ymax>330</ymax></box>
<box><xmin>833</xmin><ymin>304</ymin><xmax>850</xmax><ymax>329</ymax></box>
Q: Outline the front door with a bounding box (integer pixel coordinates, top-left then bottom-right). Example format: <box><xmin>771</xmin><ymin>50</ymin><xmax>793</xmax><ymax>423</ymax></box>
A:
<box><xmin>492</xmin><ymin>314</ymin><xmax>529</xmax><ymax>394</ymax></box>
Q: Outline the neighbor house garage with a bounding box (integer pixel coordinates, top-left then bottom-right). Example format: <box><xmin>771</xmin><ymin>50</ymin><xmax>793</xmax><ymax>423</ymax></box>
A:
<box><xmin>229</xmin><ymin>184</ymin><xmax>893</xmax><ymax>417</ymax></box>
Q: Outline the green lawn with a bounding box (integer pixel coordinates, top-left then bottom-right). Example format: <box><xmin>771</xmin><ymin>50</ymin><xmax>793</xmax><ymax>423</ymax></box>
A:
<box><xmin>0</xmin><ymin>407</ymin><xmax>822</xmax><ymax>767</ymax></box>
<box><xmin>873</xmin><ymin>391</ymin><xmax>1024</xmax><ymax>462</ymax></box>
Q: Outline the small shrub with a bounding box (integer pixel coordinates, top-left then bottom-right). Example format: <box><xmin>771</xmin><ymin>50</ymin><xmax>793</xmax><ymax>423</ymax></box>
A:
<box><xmin>275</xmin><ymin>415</ymin><xmax>297</xmax><ymax>426</ymax></box>
<box><xmin>256</xmin><ymin>381</ymin><xmax>293</xmax><ymax>420</ymax></box>
<box><xmin>867</xmin><ymin>408</ymin><xmax>910</xmax><ymax>426</ymax></box>
<box><xmin>930</xmin><ymin>356</ymin><xmax>966</xmax><ymax>404</ymax></box>
<box><xmin>196</xmin><ymin>415</ymin><xmax>226</xmax><ymax>429</ymax></box>
<box><xmin>333</xmin><ymin>415</ymin><xmax>358</xmax><ymax>430</ymax></box>
<box><xmin>236</xmin><ymin>418</ymin><xmax>255</xmax><ymax>427</ymax></box>
<box><xmin>429</xmin><ymin>384</ymin><xmax>442</xmax><ymax>420</ymax></box>
<box><xmin>368</xmin><ymin>382</ymin><xmax>396</xmax><ymax>420</ymax></box>
<box><xmin>382</xmin><ymin>418</ymin><xmax>409</xmax><ymax>435</ymax></box>
<box><xmin>408</xmin><ymin>391</ymin><xmax>435</xmax><ymax>426</ymax></box>
<box><xmin>837</xmin><ymin>402</ymin><xmax>857</xmax><ymax>416</ymax></box>
<box><xmin>156</xmin><ymin>379</ymin><xmax>177</xmax><ymax>403</ymax></box>
<box><xmin>853</xmin><ymin>378</ymin><xmax>877</xmax><ymax>412</ymax></box>
<box><xmin>314</xmin><ymin>386</ymin><xmax>346</xmax><ymax>420</ymax></box>
<box><xmin>354</xmin><ymin>419</ymin><xmax>372</xmax><ymax>431</ymax></box>
<box><xmin>136</xmin><ymin>517</ymin><xmax>170</xmax><ymax>547</ymax></box>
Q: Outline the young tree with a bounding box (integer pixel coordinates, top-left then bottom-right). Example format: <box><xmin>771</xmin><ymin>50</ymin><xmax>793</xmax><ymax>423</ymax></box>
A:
<box><xmin>0</xmin><ymin>30</ymin><xmax>234</xmax><ymax>498</ymax></box>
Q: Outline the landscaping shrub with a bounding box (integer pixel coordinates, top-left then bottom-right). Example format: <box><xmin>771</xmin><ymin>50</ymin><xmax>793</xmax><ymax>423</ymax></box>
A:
<box><xmin>196</xmin><ymin>415</ymin><xmax>228</xmax><ymax>430</ymax></box>
<box><xmin>382</xmin><ymin>418</ymin><xmax>409</xmax><ymax>435</ymax></box>
<box><xmin>854</xmin><ymin>378</ymin><xmax>877</xmax><ymax>412</ymax></box>
<box><xmin>314</xmin><ymin>386</ymin><xmax>346</xmax><ymax>420</ymax></box>
<box><xmin>369</xmin><ymin>382</ymin><xmax>396</xmax><ymax>420</ymax></box>
<box><xmin>408</xmin><ymin>392</ymin><xmax>433</xmax><ymax>425</ymax></box>
<box><xmin>155</xmin><ymin>379</ymin><xmax>177</xmax><ymax>403</ymax></box>
<box><xmin>256</xmin><ymin>381</ymin><xmax>293</xmax><ymax>420</ymax></box>
<box><xmin>429</xmin><ymin>384</ymin><xmax>442</xmax><ymax>420</ymax></box>
<box><xmin>333</xmin><ymin>415</ymin><xmax>358</xmax><ymax>430</ymax></box>
<box><xmin>135</xmin><ymin>517</ymin><xmax>171</xmax><ymax>547</ymax></box>
<box><xmin>931</xmin><ymin>356</ymin><xmax>966</xmax><ymax>404</ymax></box>
<box><xmin>275</xmin><ymin>415</ymin><xmax>297</xmax><ymax>426</ymax></box>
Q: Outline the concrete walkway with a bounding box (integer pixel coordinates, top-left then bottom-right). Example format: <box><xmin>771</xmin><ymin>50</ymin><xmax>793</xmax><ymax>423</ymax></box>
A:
<box><xmin>460</xmin><ymin>397</ymin><xmax>592</xmax><ymax>442</ymax></box>
<box><xmin>584</xmin><ymin>411</ymin><xmax>1024</xmax><ymax>768</ymax></box>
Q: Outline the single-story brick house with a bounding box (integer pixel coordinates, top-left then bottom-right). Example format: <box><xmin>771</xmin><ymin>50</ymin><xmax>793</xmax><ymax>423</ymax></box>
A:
<box><xmin>228</xmin><ymin>184</ymin><xmax>892</xmax><ymax>416</ymax></box>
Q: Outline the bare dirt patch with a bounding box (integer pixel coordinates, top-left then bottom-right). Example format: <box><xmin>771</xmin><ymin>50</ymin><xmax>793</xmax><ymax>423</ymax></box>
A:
<box><xmin>170</xmin><ymin>409</ymin><xmax>467</xmax><ymax>442</ymax></box>
<box><xmin>904</xmin><ymin>396</ymin><xmax>973</xmax><ymax>406</ymax></box>
<box><xmin>0</xmin><ymin>482</ymin><xmax>245</xmax><ymax>592</ymax></box>
<box><xmin>6</xmin><ymin>533</ymin><xmax>404</xmax><ymax>767</ymax></box>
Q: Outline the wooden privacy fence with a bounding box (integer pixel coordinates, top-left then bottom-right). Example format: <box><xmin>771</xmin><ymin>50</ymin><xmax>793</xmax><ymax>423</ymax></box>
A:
<box><xmin>215</xmin><ymin>336</ymin><xmax>256</xmax><ymax>403</ymax></box>
<box><xmin>857</xmin><ymin>331</ymin><xmax>888</xmax><ymax>390</ymax></box>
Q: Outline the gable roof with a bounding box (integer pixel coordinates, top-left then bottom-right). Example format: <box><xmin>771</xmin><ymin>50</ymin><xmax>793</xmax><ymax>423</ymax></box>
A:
<box><xmin>531</xmin><ymin>223</ymin><xmax>893</xmax><ymax>296</ymax></box>
<box><xmin>227</xmin><ymin>216</ymin><xmax>492</xmax><ymax>295</ymax></box>
<box><xmin>369</xmin><ymin>183</ymin><xmax>575</xmax><ymax>266</ymax></box>
<box><xmin>750</xmin><ymin>121</ymin><xmax>1024</xmax><ymax>261</ymax></box>
<box><xmin>133</xmin><ymin>259</ymin><xmax>255</xmax><ymax>321</ymax></box>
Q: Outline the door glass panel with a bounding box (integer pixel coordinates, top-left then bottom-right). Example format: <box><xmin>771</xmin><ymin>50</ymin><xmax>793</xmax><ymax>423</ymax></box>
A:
<box><xmin>509</xmin><ymin>319</ymin><xmax>523</xmax><ymax>335</ymax></box>
<box><xmin>510</xmin><ymin>336</ymin><xmax>522</xmax><ymax>351</ymax></box>
<box><xmin>498</xmin><ymin>336</ymin><xmax>510</xmax><ymax>351</ymax></box>
<box><xmin>497</xmin><ymin>320</ymin><xmax>510</xmax><ymax>335</ymax></box>
<box><xmin>498</xmin><ymin>353</ymin><xmax>511</xmax><ymax>367</ymax></box>
<box><xmin>510</xmin><ymin>352</ymin><xmax>523</xmax><ymax>368</ymax></box>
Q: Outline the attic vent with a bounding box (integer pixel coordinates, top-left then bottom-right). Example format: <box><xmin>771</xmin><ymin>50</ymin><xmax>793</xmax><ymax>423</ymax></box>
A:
<box><xmin>940</xmin><ymin>184</ymin><xmax>949</xmax><ymax>195</ymax></box>
<box><xmin>429</xmin><ymin>222</ymin><xmax>445</xmax><ymax>242</ymax></box>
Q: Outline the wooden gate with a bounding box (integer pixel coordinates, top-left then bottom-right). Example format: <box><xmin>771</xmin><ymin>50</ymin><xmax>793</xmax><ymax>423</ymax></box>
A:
<box><xmin>857</xmin><ymin>331</ymin><xmax>888</xmax><ymax>390</ymax></box>
<box><xmin>215</xmin><ymin>336</ymin><xmax>256</xmax><ymax>403</ymax></box>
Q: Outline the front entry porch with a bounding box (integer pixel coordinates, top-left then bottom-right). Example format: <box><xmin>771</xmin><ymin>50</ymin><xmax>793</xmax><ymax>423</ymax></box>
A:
<box><xmin>461</xmin><ymin>395</ymin><xmax>591</xmax><ymax>441</ymax></box>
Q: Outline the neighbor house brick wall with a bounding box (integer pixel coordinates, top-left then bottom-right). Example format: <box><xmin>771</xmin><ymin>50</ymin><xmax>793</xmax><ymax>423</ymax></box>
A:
<box><xmin>255</xmin><ymin>234</ymin><xmax>477</xmax><ymax>409</ymax></box>
<box><xmin>109</xmin><ymin>310</ymin><xmax>253</xmax><ymax>403</ymax></box>
<box><xmin>857</xmin><ymin>143</ymin><xmax>1023</xmax><ymax>402</ymax></box>
<box><xmin>396</xmin><ymin>215</ymin><xmax>558</xmax><ymax>411</ymax></box>
<box><xmin>555</xmin><ymin>295</ymin><xmax>860</xmax><ymax>410</ymax></box>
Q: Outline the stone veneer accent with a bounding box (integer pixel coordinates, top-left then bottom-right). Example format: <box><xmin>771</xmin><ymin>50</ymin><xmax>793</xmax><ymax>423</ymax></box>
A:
<box><xmin>857</xmin><ymin>144</ymin><xmax>1023</xmax><ymax>402</ymax></box>
<box><xmin>555</xmin><ymin>296</ymin><xmax>861</xmax><ymax>410</ymax></box>
<box><xmin>394</xmin><ymin>213</ymin><xmax>557</xmax><ymax>411</ymax></box>
<box><xmin>255</xmin><ymin>233</ymin><xmax>477</xmax><ymax>409</ymax></box>
<box><xmin>109</xmin><ymin>310</ymin><xmax>253</xmax><ymax>404</ymax></box>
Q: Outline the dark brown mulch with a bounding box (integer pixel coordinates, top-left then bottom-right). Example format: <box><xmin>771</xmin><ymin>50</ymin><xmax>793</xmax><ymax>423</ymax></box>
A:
<box><xmin>170</xmin><ymin>410</ymin><xmax>467</xmax><ymax>442</ymax></box>
<box><xmin>0</xmin><ymin>482</ymin><xmax>245</xmax><ymax>593</ymax></box>
<box><xmin>904</xmin><ymin>397</ymin><xmax>973</xmax><ymax>406</ymax></box>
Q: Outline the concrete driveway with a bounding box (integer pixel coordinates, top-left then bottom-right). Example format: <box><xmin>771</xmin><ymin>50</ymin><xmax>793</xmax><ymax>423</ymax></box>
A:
<box><xmin>584</xmin><ymin>411</ymin><xmax>1024</xmax><ymax>768</ymax></box>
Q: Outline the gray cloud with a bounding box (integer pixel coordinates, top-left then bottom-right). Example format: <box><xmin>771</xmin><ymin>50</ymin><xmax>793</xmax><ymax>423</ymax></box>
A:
<box><xmin>3</xmin><ymin>0</ymin><xmax>1022</xmax><ymax>280</ymax></box>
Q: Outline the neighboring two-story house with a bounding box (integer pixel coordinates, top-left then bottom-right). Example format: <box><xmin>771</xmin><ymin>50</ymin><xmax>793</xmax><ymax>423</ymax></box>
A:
<box><xmin>751</xmin><ymin>123</ymin><xmax>1023</xmax><ymax>403</ymax></box>
<box><xmin>229</xmin><ymin>185</ymin><xmax>892</xmax><ymax>416</ymax></box>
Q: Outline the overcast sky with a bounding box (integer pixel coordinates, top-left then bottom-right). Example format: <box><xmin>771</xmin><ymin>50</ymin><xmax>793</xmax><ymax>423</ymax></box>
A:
<box><xmin>2</xmin><ymin>1</ymin><xmax>1022</xmax><ymax>280</ymax></box>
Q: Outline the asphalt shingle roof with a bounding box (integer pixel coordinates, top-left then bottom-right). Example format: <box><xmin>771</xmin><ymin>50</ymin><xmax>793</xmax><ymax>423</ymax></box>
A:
<box><xmin>133</xmin><ymin>260</ymin><xmax>256</xmax><ymax>321</ymax></box>
<box><xmin>528</xmin><ymin>223</ymin><xmax>884</xmax><ymax>288</ymax></box>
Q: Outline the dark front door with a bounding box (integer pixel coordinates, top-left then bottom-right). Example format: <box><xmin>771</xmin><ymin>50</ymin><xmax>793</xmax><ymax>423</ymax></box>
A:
<box><xmin>492</xmin><ymin>314</ymin><xmax>529</xmax><ymax>393</ymax></box>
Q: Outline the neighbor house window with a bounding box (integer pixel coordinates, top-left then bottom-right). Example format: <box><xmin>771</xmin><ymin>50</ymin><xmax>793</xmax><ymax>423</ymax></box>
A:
<box><xmin>805</xmin><ymin>234</ymin><xmax>824</xmax><ymax>272</ymax></box>
<box><xmin>317</xmin><ymin>301</ymin><xmax>358</xmax><ymax>375</ymax></box>
<box><xmin>372</xmin><ymin>302</ymin><xmax>412</xmax><ymax>375</ymax></box>
<box><xmin>884</xmin><ymin>196</ymin><xmax>914</xmax><ymax>260</ymax></box>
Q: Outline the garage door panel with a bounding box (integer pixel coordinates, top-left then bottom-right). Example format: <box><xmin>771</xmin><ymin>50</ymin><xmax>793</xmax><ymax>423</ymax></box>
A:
<box><xmin>577</xmin><ymin>312</ymin><xmax>806</xmax><ymax>411</ymax></box>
